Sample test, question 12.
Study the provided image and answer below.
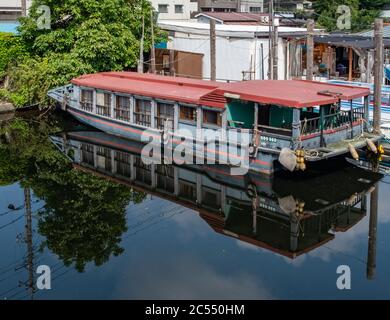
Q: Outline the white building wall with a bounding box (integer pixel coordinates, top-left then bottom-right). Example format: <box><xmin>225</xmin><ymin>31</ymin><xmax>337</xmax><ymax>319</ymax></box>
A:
<box><xmin>167</xmin><ymin>33</ymin><xmax>286</xmax><ymax>81</ymax></box>
<box><xmin>150</xmin><ymin>0</ymin><xmax>197</xmax><ymax>20</ymax></box>
<box><xmin>0</xmin><ymin>0</ymin><xmax>32</xmax><ymax>9</ymax></box>
<box><xmin>382</xmin><ymin>10</ymin><xmax>390</xmax><ymax>18</ymax></box>
<box><xmin>240</xmin><ymin>0</ymin><xmax>264</xmax><ymax>13</ymax></box>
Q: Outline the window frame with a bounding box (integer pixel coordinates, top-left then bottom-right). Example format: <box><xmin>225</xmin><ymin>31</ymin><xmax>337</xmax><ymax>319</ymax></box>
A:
<box><xmin>80</xmin><ymin>88</ymin><xmax>94</xmax><ymax>112</ymax></box>
<box><xmin>175</xmin><ymin>4</ymin><xmax>184</xmax><ymax>14</ymax></box>
<box><xmin>96</xmin><ymin>91</ymin><xmax>112</xmax><ymax>117</ymax></box>
<box><xmin>202</xmin><ymin>108</ymin><xmax>222</xmax><ymax>127</ymax></box>
<box><xmin>158</xmin><ymin>4</ymin><xmax>169</xmax><ymax>13</ymax></box>
<box><xmin>115</xmin><ymin>95</ymin><xmax>131</xmax><ymax>122</ymax></box>
<box><xmin>134</xmin><ymin>98</ymin><xmax>152</xmax><ymax>127</ymax></box>
<box><xmin>179</xmin><ymin>104</ymin><xmax>197</xmax><ymax>124</ymax></box>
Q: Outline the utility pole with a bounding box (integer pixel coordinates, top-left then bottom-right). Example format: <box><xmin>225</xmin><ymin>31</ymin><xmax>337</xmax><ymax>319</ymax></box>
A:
<box><xmin>210</xmin><ymin>19</ymin><xmax>216</xmax><ymax>81</ymax></box>
<box><xmin>306</xmin><ymin>19</ymin><xmax>315</xmax><ymax>81</ymax></box>
<box><xmin>138</xmin><ymin>16</ymin><xmax>145</xmax><ymax>73</ymax></box>
<box><xmin>24</xmin><ymin>187</ymin><xmax>35</xmax><ymax>299</ymax></box>
<box><xmin>268</xmin><ymin>0</ymin><xmax>274</xmax><ymax>80</ymax></box>
<box><xmin>367</xmin><ymin>160</ymin><xmax>379</xmax><ymax>280</ymax></box>
<box><xmin>150</xmin><ymin>10</ymin><xmax>156</xmax><ymax>74</ymax></box>
<box><xmin>373</xmin><ymin>18</ymin><xmax>384</xmax><ymax>134</ymax></box>
<box><xmin>272</xmin><ymin>17</ymin><xmax>279</xmax><ymax>80</ymax></box>
<box><xmin>21</xmin><ymin>0</ymin><xmax>27</xmax><ymax>17</ymax></box>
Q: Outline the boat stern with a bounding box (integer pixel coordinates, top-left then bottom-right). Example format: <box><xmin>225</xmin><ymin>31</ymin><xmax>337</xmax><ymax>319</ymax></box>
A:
<box><xmin>48</xmin><ymin>84</ymin><xmax>74</xmax><ymax>110</ymax></box>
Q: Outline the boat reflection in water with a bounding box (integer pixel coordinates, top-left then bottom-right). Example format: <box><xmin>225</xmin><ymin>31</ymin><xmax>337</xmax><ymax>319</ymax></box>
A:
<box><xmin>51</xmin><ymin>130</ymin><xmax>383</xmax><ymax>260</ymax></box>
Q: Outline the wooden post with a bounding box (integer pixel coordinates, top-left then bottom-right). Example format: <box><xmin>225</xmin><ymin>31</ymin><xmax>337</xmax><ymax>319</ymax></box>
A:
<box><xmin>320</xmin><ymin>106</ymin><xmax>325</xmax><ymax>147</ymax></box>
<box><xmin>150</xmin><ymin>10</ymin><xmax>156</xmax><ymax>74</ymax></box>
<box><xmin>373</xmin><ymin>19</ymin><xmax>383</xmax><ymax>134</ymax></box>
<box><xmin>150</xmin><ymin>99</ymin><xmax>156</xmax><ymax>128</ymax></box>
<box><xmin>138</xmin><ymin>16</ymin><xmax>144</xmax><ymax>73</ymax></box>
<box><xmin>306</xmin><ymin>19</ymin><xmax>314</xmax><ymax>81</ymax></box>
<box><xmin>366</xmin><ymin>50</ymin><xmax>373</xmax><ymax>83</ymax></box>
<box><xmin>348</xmin><ymin>48</ymin><xmax>353</xmax><ymax>81</ymax></box>
<box><xmin>273</xmin><ymin>18</ymin><xmax>279</xmax><ymax>80</ymax></box>
<box><xmin>111</xmin><ymin>93</ymin><xmax>115</xmax><ymax>119</ymax></box>
<box><xmin>210</xmin><ymin>19</ymin><xmax>216</xmax><ymax>81</ymax></box>
<box><xmin>367</xmin><ymin>181</ymin><xmax>379</xmax><ymax>280</ymax></box>
<box><xmin>292</xmin><ymin>109</ymin><xmax>301</xmax><ymax>149</ymax></box>
<box><xmin>21</xmin><ymin>0</ymin><xmax>27</xmax><ymax>17</ymax></box>
<box><xmin>364</xmin><ymin>95</ymin><xmax>369</xmax><ymax>131</ymax></box>
<box><xmin>129</xmin><ymin>96</ymin><xmax>135</xmax><ymax>123</ymax></box>
<box><xmin>268</xmin><ymin>0</ymin><xmax>274</xmax><ymax>80</ymax></box>
<box><xmin>169</xmin><ymin>50</ymin><xmax>175</xmax><ymax>76</ymax></box>
<box><xmin>350</xmin><ymin>100</ymin><xmax>354</xmax><ymax>139</ymax></box>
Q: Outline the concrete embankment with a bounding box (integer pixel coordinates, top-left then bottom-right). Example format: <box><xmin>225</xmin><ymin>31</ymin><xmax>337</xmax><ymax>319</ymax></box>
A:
<box><xmin>0</xmin><ymin>102</ymin><xmax>15</xmax><ymax>114</ymax></box>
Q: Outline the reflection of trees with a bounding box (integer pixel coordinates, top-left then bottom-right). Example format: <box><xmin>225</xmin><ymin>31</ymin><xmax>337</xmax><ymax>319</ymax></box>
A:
<box><xmin>0</xmin><ymin>117</ymin><xmax>146</xmax><ymax>272</ymax></box>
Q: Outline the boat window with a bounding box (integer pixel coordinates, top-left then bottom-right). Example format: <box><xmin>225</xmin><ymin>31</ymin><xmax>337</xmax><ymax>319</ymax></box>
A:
<box><xmin>180</xmin><ymin>105</ymin><xmax>197</xmax><ymax>122</ymax></box>
<box><xmin>115</xmin><ymin>96</ymin><xmax>131</xmax><ymax>122</ymax></box>
<box><xmin>134</xmin><ymin>99</ymin><xmax>152</xmax><ymax>127</ymax></box>
<box><xmin>80</xmin><ymin>143</ymin><xmax>94</xmax><ymax>166</ymax></box>
<box><xmin>203</xmin><ymin>109</ymin><xmax>222</xmax><ymax>127</ymax></box>
<box><xmin>96</xmin><ymin>92</ymin><xmax>111</xmax><ymax>117</ymax></box>
<box><xmin>179</xmin><ymin>181</ymin><xmax>197</xmax><ymax>202</ymax></box>
<box><xmin>156</xmin><ymin>102</ymin><xmax>174</xmax><ymax>130</ymax></box>
<box><xmin>80</xmin><ymin>89</ymin><xmax>93</xmax><ymax>112</ymax></box>
<box><xmin>114</xmin><ymin>151</ymin><xmax>131</xmax><ymax>178</ymax></box>
<box><xmin>134</xmin><ymin>156</ymin><xmax>152</xmax><ymax>185</ymax></box>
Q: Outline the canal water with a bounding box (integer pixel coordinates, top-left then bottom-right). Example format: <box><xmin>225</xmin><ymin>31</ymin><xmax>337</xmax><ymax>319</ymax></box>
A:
<box><xmin>0</xmin><ymin>112</ymin><xmax>390</xmax><ymax>300</ymax></box>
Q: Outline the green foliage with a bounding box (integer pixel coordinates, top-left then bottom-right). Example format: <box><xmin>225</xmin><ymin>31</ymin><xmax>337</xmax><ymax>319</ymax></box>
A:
<box><xmin>0</xmin><ymin>33</ymin><xmax>26</xmax><ymax>79</ymax></box>
<box><xmin>2</xmin><ymin>0</ymin><xmax>165</xmax><ymax>107</ymax></box>
<box><xmin>6</xmin><ymin>54</ymin><xmax>94</xmax><ymax>107</ymax></box>
<box><xmin>313</xmin><ymin>0</ymin><xmax>384</xmax><ymax>31</ymax></box>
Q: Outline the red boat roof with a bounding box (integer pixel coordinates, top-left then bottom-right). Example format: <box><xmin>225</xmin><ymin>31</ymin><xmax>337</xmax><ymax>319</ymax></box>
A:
<box><xmin>71</xmin><ymin>72</ymin><xmax>370</xmax><ymax>109</ymax></box>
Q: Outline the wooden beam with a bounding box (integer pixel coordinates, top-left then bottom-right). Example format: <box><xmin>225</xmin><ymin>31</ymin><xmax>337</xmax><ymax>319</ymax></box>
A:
<box><xmin>348</xmin><ymin>48</ymin><xmax>353</xmax><ymax>81</ymax></box>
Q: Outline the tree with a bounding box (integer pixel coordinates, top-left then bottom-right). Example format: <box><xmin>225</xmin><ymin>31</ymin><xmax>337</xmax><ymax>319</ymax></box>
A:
<box><xmin>313</xmin><ymin>0</ymin><xmax>384</xmax><ymax>32</ymax></box>
<box><xmin>3</xmin><ymin>0</ymin><xmax>165</xmax><ymax>107</ymax></box>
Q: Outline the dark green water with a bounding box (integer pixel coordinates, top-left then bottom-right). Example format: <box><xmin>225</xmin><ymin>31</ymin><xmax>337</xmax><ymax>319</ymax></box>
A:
<box><xmin>0</xmin><ymin>113</ymin><xmax>389</xmax><ymax>300</ymax></box>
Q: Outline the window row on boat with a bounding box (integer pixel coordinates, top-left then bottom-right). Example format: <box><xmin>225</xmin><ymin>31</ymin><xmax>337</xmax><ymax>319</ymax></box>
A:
<box><xmin>78</xmin><ymin>87</ymin><xmax>223</xmax><ymax>131</ymax></box>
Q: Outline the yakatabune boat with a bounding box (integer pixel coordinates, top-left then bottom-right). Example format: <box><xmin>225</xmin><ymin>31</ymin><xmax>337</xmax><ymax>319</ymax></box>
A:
<box><xmin>48</xmin><ymin>72</ymin><xmax>382</xmax><ymax>174</ymax></box>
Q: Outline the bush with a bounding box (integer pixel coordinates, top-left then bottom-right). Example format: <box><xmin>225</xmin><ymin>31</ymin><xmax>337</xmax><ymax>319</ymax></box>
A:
<box><xmin>6</xmin><ymin>53</ymin><xmax>94</xmax><ymax>107</ymax></box>
<box><xmin>0</xmin><ymin>33</ymin><xmax>26</xmax><ymax>79</ymax></box>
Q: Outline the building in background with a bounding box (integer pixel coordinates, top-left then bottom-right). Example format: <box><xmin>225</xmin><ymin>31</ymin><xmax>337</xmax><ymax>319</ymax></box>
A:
<box><xmin>196</xmin><ymin>12</ymin><xmax>270</xmax><ymax>25</ymax></box>
<box><xmin>195</xmin><ymin>0</ymin><xmax>264</xmax><ymax>14</ymax></box>
<box><xmin>382</xmin><ymin>4</ymin><xmax>390</xmax><ymax>20</ymax></box>
<box><xmin>0</xmin><ymin>0</ymin><xmax>32</xmax><ymax>20</ymax></box>
<box><xmin>151</xmin><ymin>0</ymin><xmax>198</xmax><ymax>20</ymax></box>
<box><xmin>158</xmin><ymin>19</ymin><xmax>312</xmax><ymax>81</ymax></box>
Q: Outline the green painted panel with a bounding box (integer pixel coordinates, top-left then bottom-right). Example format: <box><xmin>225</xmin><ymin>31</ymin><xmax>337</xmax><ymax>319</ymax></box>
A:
<box><xmin>269</xmin><ymin>105</ymin><xmax>293</xmax><ymax>128</ymax></box>
<box><xmin>226</xmin><ymin>100</ymin><xmax>254</xmax><ymax>129</ymax></box>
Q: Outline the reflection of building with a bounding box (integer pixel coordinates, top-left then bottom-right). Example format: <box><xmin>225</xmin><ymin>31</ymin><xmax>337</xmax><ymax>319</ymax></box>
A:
<box><xmin>51</xmin><ymin>130</ymin><xmax>382</xmax><ymax>259</ymax></box>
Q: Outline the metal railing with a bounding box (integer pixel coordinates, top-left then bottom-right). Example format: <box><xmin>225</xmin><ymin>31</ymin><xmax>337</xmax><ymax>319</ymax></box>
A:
<box><xmin>80</xmin><ymin>101</ymin><xmax>93</xmax><ymax>112</ymax></box>
<box><xmin>114</xmin><ymin>108</ymin><xmax>131</xmax><ymax>122</ymax></box>
<box><xmin>134</xmin><ymin>112</ymin><xmax>151</xmax><ymax>127</ymax></box>
<box><xmin>155</xmin><ymin>116</ymin><xmax>173</xmax><ymax>130</ymax></box>
<box><xmin>96</xmin><ymin>105</ymin><xmax>111</xmax><ymax>117</ymax></box>
<box><xmin>300</xmin><ymin>109</ymin><xmax>364</xmax><ymax>136</ymax></box>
